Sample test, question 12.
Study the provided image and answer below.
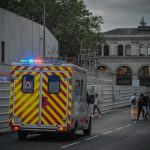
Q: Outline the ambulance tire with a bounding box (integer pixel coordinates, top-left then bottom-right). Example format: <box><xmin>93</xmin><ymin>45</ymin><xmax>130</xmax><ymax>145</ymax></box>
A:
<box><xmin>83</xmin><ymin>118</ymin><xmax>91</xmax><ymax>136</ymax></box>
<box><xmin>68</xmin><ymin>127</ymin><xmax>76</xmax><ymax>140</ymax></box>
<box><xmin>17</xmin><ymin>131</ymin><xmax>28</xmax><ymax>140</ymax></box>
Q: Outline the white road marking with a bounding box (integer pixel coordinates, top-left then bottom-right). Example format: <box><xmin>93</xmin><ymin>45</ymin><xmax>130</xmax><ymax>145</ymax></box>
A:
<box><xmin>61</xmin><ymin>142</ymin><xmax>80</xmax><ymax>149</ymax></box>
<box><xmin>125</xmin><ymin>124</ymin><xmax>132</xmax><ymax>128</ymax></box>
<box><xmin>102</xmin><ymin>131</ymin><xmax>113</xmax><ymax>135</ymax></box>
<box><xmin>115</xmin><ymin>127</ymin><xmax>124</xmax><ymax>131</ymax></box>
<box><xmin>84</xmin><ymin>135</ymin><xmax>99</xmax><ymax>141</ymax></box>
<box><xmin>133</xmin><ymin>121</ymin><xmax>137</xmax><ymax>124</ymax></box>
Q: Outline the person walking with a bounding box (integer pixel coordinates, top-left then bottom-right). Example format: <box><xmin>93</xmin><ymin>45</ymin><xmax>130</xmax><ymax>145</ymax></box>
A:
<box><xmin>130</xmin><ymin>93</ymin><xmax>138</xmax><ymax>121</ymax></box>
<box><xmin>137</xmin><ymin>93</ymin><xmax>144</xmax><ymax>120</ymax></box>
<box><xmin>148</xmin><ymin>92</ymin><xmax>150</xmax><ymax>120</ymax></box>
<box><xmin>92</xmin><ymin>93</ymin><xmax>101</xmax><ymax>118</ymax></box>
<box><xmin>142</xmin><ymin>92</ymin><xmax>149</xmax><ymax>120</ymax></box>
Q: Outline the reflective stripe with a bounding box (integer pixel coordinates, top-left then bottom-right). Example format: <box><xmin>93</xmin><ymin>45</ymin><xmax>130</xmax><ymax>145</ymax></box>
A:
<box><xmin>10</xmin><ymin>65</ymin><xmax>72</xmax><ymax>127</ymax></box>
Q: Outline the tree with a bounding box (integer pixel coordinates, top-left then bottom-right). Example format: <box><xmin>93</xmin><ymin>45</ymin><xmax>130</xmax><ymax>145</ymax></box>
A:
<box><xmin>139</xmin><ymin>16</ymin><xmax>147</xmax><ymax>27</ymax></box>
<box><xmin>0</xmin><ymin>0</ymin><xmax>103</xmax><ymax>58</ymax></box>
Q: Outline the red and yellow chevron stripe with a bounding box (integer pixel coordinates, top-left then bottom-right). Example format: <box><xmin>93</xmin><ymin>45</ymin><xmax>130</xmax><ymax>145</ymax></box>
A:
<box><xmin>10</xmin><ymin>65</ymin><xmax>72</xmax><ymax>127</ymax></box>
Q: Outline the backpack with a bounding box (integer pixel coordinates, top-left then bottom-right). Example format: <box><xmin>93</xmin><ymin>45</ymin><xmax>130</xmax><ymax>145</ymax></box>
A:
<box><xmin>90</xmin><ymin>95</ymin><xmax>95</xmax><ymax>104</ymax></box>
<box><xmin>131</xmin><ymin>96</ymin><xmax>136</xmax><ymax>105</ymax></box>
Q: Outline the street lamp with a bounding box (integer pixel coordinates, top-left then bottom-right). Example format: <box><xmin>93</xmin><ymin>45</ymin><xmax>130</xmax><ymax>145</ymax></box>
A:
<box><xmin>43</xmin><ymin>0</ymin><xmax>46</xmax><ymax>59</ymax></box>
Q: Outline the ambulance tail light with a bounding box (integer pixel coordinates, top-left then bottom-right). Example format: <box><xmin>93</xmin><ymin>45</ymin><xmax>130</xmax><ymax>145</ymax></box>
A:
<box><xmin>10</xmin><ymin>125</ymin><xmax>21</xmax><ymax>131</ymax></box>
<box><xmin>14</xmin><ymin>126</ymin><xmax>21</xmax><ymax>131</ymax></box>
<box><xmin>57</xmin><ymin>127</ymin><xmax>68</xmax><ymax>132</ymax></box>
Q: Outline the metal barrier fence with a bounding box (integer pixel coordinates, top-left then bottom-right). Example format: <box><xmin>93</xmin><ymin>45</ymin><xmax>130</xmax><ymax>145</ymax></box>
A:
<box><xmin>0</xmin><ymin>82</ymin><xmax>10</xmax><ymax>132</ymax></box>
<box><xmin>0</xmin><ymin>81</ymin><xmax>148</xmax><ymax>132</ymax></box>
<box><xmin>87</xmin><ymin>85</ymin><xmax>148</xmax><ymax>113</ymax></box>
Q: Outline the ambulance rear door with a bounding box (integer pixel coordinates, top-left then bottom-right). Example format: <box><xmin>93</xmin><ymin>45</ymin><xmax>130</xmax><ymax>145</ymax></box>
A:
<box><xmin>13</xmin><ymin>70</ymin><xmax>40</xmax><ymax>126</ymax></box>
<box><xmin>40</xmin><ymin>70</ymin><xmax>71</xmax><ymax>127</ymax></box>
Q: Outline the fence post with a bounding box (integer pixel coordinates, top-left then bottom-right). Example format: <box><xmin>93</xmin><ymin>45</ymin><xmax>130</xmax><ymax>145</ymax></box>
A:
<box><xmin>112</xmin><ymin>86</ymin><xmax>115</xmax><ymax>110</ymax></box>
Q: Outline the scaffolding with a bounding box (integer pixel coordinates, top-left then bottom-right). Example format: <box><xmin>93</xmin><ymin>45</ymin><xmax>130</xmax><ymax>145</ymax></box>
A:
<box><xmin>78</xmin><ymin>41</ymin><xmax>98</xmax><ymax>72</ymax></box>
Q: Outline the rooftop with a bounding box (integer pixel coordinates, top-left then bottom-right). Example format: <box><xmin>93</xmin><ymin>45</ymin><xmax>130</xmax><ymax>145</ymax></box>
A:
<box><xmin>103</xmin><ymin>26</ymin><xmax>150</xmax><ymax>35</ymax></box>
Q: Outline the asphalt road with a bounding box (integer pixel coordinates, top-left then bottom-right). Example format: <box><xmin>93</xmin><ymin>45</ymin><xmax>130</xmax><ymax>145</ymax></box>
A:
<box><xmin>0</xmin><ymin>107</ymin><xmax>150</xmax><ymax>150</ymax></box>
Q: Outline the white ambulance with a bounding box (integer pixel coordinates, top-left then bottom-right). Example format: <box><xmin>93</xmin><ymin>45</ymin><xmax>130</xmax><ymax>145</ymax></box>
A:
<box><xmin>9</xmin><ymin>59</ymin><xmax>92</xmax><ymax>140</ymax></box>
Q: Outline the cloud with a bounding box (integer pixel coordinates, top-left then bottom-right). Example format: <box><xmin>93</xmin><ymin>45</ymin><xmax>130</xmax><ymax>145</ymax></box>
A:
<box><xmin>84</xmin><ymin>0</ymin><xmax>150</xmax><ymax>31</ymax></box>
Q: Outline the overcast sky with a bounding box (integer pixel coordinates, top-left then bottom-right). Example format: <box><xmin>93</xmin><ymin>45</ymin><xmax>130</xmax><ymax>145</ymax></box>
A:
<box><xmin>84</xmin><ymin>0</ymin><xmax>150</xmax><ymax>32</ymax></box>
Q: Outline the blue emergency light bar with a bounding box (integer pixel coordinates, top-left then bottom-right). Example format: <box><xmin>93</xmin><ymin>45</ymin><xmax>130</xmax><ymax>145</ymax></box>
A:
<box><xmin>21</xmin><ymin>59</ymin><xmax>43</xmax><ymax>63</ymax></box>
<box><xmin>20</xmin><ymin>59</ymin><xmax>65</xmax><ymax>64</ymax></box>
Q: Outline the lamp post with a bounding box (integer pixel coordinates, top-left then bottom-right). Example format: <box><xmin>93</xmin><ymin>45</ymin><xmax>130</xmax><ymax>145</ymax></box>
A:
<box><xmin>43</xmin><ymin>0</ymin><xmax>46</xmax><ymax>60</ymax></box>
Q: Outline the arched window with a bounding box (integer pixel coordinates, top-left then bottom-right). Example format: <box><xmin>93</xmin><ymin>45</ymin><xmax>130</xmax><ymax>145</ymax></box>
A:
<box><xmin>97</xmin><ymin>66</ymin><xmax>111</xmax><ymax>72</ymax></box>
<box><xmin>125</xmin><ymin>44</ymin><xmax>131</xmax><ymax>56</ymax></box>
<box><xmin>139</xmin><ymin>44</ymin><xmax>146</xmax><ymax>56</ymax></box>
<box><xmin>147</xmin><ymin>45</ymin><xmax>150</xmax><ymax>56</ymax></box>
<box><xmin>97</xmin><ymin>45</ymin><xmax>102</xmax><ymax>56</ymax></box>
<box><xmin>116</xmin><ymin>66</ymin><xmax>132</xmax><ymax>85</ymax></box>
<box><xmin>138</xmin><ymin>66</ymin><xmax>150</xmax><ymax>86</ymax></box>
<box><xmin>118</xmin><ymin>45</ymin><xmax>123</xmax><ymax>56</ymax></box>
<box><xmin>104</xmin><ymin>45</ymin><xmax>109</xmax><ymax>56</ymax></box>
<box><xmin>97</xmin><ymin>66</ymin><xmax>112</xmax><ymax>81</ymax></box>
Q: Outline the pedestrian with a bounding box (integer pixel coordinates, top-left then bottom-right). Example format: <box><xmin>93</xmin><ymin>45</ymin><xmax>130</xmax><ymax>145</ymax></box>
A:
<box><xmin>130</xmin><ymin>93</ymin><xmax>138</xmax><ymax>121</ymax></box>
<box><xmin>92</xmin><ymin>93</ymin><xmax>101</xmax><ymax>118</ymax></box>
<box><xmin>142</xmin><ymin>92</ymin><xmax>149</xmax><ymax>120</ymax></box>
<box><xmin>148</xmin><ymin>92</ymin><xmax>150</xmax><ymax>120</ymax></box>
<box><xmin>137</xmin><ymin>93</ymin><xmax>144</xmax><ymax>120</ymax></box>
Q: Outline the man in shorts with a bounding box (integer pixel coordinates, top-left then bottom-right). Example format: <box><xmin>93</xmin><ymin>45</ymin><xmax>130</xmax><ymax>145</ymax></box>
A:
<box><xmin>130</xmin><ymin>93</ymin><xmax>138</xmax><ymax>121</ymax></box>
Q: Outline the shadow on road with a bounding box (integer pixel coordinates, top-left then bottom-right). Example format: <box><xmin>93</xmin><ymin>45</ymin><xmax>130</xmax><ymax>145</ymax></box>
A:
<box><xmin>16</xmin><ymin>132</ymin><xmax>85</xmax><ymax>143</ymax></box>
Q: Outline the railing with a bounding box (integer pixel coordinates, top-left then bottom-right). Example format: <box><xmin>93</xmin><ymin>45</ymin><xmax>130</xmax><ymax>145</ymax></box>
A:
<box><xmin>87</xmin><ymin>85</ymin><xmax>148</xmax><ymax>113</ymax></box>
<box><xmin>0</xmin><ymin>82</ymin><xmax>10</xmax><ymax>132</ymax></box>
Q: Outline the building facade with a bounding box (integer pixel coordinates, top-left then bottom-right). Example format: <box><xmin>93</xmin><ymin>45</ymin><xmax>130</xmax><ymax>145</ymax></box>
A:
<box><xmin>96</xmin><ymin>26</ymin><xmax>150</xmax><ymax>86</ymax></box>
<box><xmin>0</xmin><ymin>8</ymin><xmax>58</xmax><ymax>65</ymax></box>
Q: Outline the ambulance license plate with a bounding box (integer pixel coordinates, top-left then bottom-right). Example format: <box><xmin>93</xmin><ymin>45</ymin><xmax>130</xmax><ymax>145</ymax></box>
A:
<box><xmin>14</xmin><ymin>117</ymin><xmax>22</xmax><ymax>124</ymax></box>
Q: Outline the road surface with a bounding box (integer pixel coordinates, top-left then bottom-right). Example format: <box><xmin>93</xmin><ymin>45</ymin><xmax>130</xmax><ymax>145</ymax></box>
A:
<box><xmin>0</xmin><ymin>107</ymin><xmax>150</xmax><ymax>150</ymax></box>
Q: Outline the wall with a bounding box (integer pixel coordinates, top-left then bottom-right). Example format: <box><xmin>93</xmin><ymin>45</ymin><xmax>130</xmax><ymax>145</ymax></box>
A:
<box><xmin>0</xmin><ymin>8</ymin><xmax>58</xmax><ymax>65</ymax></box>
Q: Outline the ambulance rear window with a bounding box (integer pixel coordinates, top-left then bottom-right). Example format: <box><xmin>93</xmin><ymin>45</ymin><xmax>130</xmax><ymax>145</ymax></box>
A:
<box><xmin>22</xmin><ymin>75</ymin><xmax>34</xmax><ymax>93</ymax></box>
<box><xmin>48</xmin><ymin>75</ymin><xmax>60</xmax><ymax>94</ymax></box>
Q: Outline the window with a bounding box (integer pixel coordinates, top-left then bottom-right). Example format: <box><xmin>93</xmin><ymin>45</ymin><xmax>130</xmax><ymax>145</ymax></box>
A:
<box><xmin>48</xmin><ymin>75</ymin><xmax>60</xmax><ymax>94</ymax></box>
<box><xmin>104</xmin><ymin>45</ymin><xmax>109</xmax><ymax>56</ymax></box>
<box><xmin>138</xmin><ymin>66</ymin><xmax>150</xmax><ymax>86</ymax></box>
<box><xmin>97</xmin><ymin>45</ymin><xmax>102</xmax><ymax>56</ymax></box>
<box><xmin>148</xmin><ymin>45</ymin><xmax>150</xmax><ymax>56</ymax></box>
<box><xmin>1</xmin><ymin>41</ymin><xmax>5</xmax><ymax>63</ymax></box>
<box><xmin>116</xmin><ymin>66</ymin><xmax>132</xmax><ymax>85</ymax></box>
<box><xmin>75</xmin><ymin>80</ymin><xmax>80</xmax><ymax>95</ymax></box>
<box><xmin>22</xmin><ymin>75</ymin><xmax>34</xmax><ymax>93</ymax></box>
<box><xmin>139</xmin><ymin>44</ymin><xmax>146</xmax><ymax>56</ymax></box>
<box><xmin>125</xmin><ymin>45</ymin><xmax>131</xmax><ymax>56</ymax></box>
<box><xmin>118</xmin><ymin>45</ymin><xmax>124</xmax><ymax>56</ymax></box>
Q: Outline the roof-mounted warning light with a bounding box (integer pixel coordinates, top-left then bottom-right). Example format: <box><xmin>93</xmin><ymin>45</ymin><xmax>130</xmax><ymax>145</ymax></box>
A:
<box><xmin>20</xmin><ymin>59</ymin><xmax>66</xmax><ymax>64</ymax></box>
<box><xmin>21</xmin><ymin>59</ymin><xmax>43</xmax><ymax>63</ymax></box>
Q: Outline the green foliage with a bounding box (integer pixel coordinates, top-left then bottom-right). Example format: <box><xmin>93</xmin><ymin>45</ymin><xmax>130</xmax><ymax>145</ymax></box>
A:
<box><xmin>0</xmin><ymin>0</ymin><xmax>103</xmax><ymax>57</ymax></box>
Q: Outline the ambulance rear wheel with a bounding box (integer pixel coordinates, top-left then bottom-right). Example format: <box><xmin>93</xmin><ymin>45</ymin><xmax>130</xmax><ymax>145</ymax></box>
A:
<box><xmin>17</xmin><ymin>131</ymin><xmax>28</xmax><ymax>140</ymax></box>
<box><xmin>83</xmin><ymin>118</ymin><xmax>91</xmax><ymax>136</ymax></box>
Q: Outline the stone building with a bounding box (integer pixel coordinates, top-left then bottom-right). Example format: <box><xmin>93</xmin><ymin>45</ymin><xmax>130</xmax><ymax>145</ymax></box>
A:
<box><xmin>96</xmin><ymin>26</ymin><xmax>150</xmax><ymax>86</ymax></box>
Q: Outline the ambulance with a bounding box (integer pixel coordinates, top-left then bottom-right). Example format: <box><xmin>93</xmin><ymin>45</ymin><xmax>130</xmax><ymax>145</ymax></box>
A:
<box><xmin>9</xmin><ymin>59</ymin><xmax>92</xmax><ymax>139</ymax></box>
